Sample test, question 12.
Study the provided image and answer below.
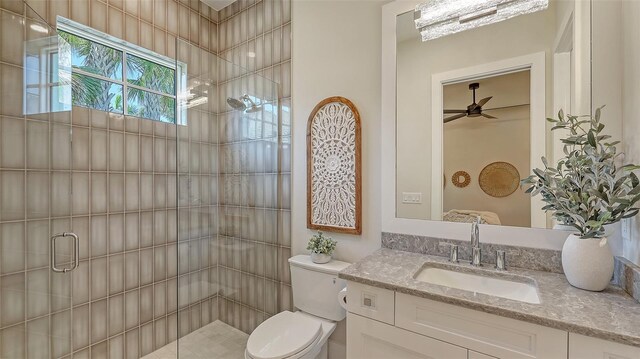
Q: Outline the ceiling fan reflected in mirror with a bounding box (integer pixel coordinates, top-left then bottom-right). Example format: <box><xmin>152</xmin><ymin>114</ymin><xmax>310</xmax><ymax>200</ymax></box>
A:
<box><xmin>443</xmin><ymin>82</ymin><xmax>497</xmax><ymax>123</ymax></box>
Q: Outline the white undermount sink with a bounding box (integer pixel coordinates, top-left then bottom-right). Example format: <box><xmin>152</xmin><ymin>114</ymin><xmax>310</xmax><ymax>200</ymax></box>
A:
<box><xmin>414</xmin><ymin>266</ymin><xmax>541</xmax><ymax>304</ymax></box>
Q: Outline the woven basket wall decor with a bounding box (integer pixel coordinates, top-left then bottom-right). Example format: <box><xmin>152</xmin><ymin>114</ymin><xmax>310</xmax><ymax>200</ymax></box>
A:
<box><xmin>452</xmin><ymin>171</ymin><xmax>471</xmax><ymax>188</ymax></box>
<box><xmin>479</xmin><ymin>162</ymin><xmax>520</xmax><ymax>197</ymax></box>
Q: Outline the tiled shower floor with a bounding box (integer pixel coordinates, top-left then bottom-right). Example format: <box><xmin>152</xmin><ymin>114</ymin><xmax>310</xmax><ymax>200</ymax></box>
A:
<box><xmin>142</xmin><ymin>320</ymin><xmax>249</xmax><ymax>359</ymax></box>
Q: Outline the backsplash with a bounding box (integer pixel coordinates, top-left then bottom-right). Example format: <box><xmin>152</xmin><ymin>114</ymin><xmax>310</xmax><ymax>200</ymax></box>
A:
<box><xmin>382</xmin><ymin>232</ymin><xmax>563</xmax><ymax>273</ymax></box>
<box><xmin>383</xmin><ymin>232</ymin><xmax>640</xmax><ymax>303</ymax></box>
<box><xmin>613</xmin><ymin>257</ymin><xmax>640</xmax><ymax>303</ymax></box>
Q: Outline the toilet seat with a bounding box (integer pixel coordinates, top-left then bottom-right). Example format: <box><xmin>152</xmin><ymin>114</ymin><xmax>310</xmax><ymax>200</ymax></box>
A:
<box><xmin>246</xmin><ymin>311</ymin><xmax>323</xmax><ymax>359</ymax></box>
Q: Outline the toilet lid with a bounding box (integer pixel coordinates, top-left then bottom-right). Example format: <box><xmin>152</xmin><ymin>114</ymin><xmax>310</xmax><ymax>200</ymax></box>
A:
<box><xmin>246</xmin><ymin>311</ymin><xmax>323</xmax><ymax>359</ymax></box>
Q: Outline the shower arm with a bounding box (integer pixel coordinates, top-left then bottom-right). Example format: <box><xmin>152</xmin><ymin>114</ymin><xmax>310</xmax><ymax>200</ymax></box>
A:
<box><xmin>241</xmin><ymin>94</ymin><xmax>259</xmax><ymax>106</ymax></box>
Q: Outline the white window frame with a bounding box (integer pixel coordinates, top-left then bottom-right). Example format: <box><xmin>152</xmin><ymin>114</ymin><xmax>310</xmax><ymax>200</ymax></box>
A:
<box><xmin>56</xmin><ymin>16</ymin><xmax>187</xmax><ymax>125</ymax></box>
<box><xmin>23</xmin><ymin>37</ymin><xmax>62</xmax><ymax>115</ymax></box>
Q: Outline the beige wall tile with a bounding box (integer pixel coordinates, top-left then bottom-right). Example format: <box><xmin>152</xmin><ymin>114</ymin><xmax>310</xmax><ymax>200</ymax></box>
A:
<box><xmin>1</xmin><ymin>10</ymin><xmax>25</xmax><ymax>66</ymax></box>
<box><xmin>155</xmin><ymin>0</ymin><xmax>167</xmax><ymax>29</ymax></box>
<box><xmin>108</xmin><ymin>6</ymin><xmax>124</xmax><ymax>38</ymax></box>
<box><xmin>0</xmin><ymin>0</ymin><xmax>294</xmax><ymax>354</ymax></box>
<box><xmin>90</xmin><ymin>0</ymin><xmax>106</xmax><ymax>32</ymax></box>
<box><xmin>125</xmin><ymin>13</ymin><xmax>139</xmax><ymax>44</ymax></box>
<box><xmin>1</xmin><ymin>116</ymin><xmax>25</xmax><ymax>168</ymax></box>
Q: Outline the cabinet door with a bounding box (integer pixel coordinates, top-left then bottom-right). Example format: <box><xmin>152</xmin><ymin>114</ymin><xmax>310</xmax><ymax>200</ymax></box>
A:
<box><xmin>569</xmin><ymin>333</ymin><xmax>640</xmax><ymax>359</ymax></box>
<box><xmin>346</xmin><ymin>281</ymin><xmax>395</xmax><ymax>325</ymax></box>
<box><xmin>395</xmin><ymin>293</ymin><xmax>568</xmax><ymax>359</ymax></box>
<box><xmin>347</xmin><ymin>312</ymin><xmax>467</xmax><ymax>359</ymax></box>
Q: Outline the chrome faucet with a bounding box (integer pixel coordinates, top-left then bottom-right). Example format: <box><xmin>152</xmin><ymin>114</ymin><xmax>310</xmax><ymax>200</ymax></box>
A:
<box><xmin>470</xmin><ymin>216</ymin><xmax>482</xmax><ymax>266</ymax></box>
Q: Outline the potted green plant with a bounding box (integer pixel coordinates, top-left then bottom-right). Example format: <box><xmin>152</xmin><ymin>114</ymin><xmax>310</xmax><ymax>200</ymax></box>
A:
<box><xmin>307</xmin><ymin>231</ymin><xmax>337</xmax><ymax>264</ymax></box>
<box><xmin>522</xmin><ymin>107</ymin><xmax>640</xmax><ymax>291</ymax></box>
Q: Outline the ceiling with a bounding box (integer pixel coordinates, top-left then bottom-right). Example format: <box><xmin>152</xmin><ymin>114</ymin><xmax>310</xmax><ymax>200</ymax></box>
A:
<box><xmin>201</xmin><ymin>0</ymin><xmax>235</xmax><ymax>11</ymax></box>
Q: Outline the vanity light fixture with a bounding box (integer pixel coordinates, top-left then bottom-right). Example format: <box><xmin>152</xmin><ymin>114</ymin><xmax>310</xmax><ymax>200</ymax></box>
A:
<box><xmin>414</xmin><ymin>0</ymin><xmax>548</xmax><ymax>42</ymax></box>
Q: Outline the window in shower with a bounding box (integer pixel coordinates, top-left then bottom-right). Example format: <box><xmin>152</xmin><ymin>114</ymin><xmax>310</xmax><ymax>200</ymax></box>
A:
<box><xmin>54</xmin><ymin>17</ymin><xmax>184</xmax><ymax>124</ymax></box>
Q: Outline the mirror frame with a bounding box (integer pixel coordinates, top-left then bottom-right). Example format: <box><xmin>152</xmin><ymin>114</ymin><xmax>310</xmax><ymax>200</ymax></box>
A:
<box><xmin>380</xmin><ymin>0</ymin><xmax>593</xmax><ymax>250</ymax></box>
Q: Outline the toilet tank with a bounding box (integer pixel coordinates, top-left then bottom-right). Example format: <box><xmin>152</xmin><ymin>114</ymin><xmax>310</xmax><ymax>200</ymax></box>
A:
<box><xmin>288</xmin><ymin>255</ymin><xmax>351</xmax><ymax>321</ymax></box>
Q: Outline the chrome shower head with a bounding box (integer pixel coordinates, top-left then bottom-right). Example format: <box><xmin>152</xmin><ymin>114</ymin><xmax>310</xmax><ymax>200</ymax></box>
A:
<box><xmin>226</xmin><ymin>97</ymin><xmax>247</xmax><ymax>111</ymax></box>
<box><xmin>227</xmin><ymin>94</ymin><xmax>262</xmax><ymax>113</ymax></box>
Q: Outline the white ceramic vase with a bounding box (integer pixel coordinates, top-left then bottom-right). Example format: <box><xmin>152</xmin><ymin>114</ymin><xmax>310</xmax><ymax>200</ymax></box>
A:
<box><xmin>561</xmin><ymin>234</ymin><xmax>614</xmax><ymax>291</ymax></box>
<box><xmin>311</xmin><ymin>252</ymin><xmax>332</xmax><ymax>264</ymax></box>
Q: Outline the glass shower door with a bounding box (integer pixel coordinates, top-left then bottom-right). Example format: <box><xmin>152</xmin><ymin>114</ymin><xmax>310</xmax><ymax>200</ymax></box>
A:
<box><xmin>0</xmin><ymin>2</ymin><xmax>76</xmax><ymax>357</ymax></box>
<box><xmin>175</xmin><ymin>38</ymin><xmax>281</xmax><ymax>359</ymax></box>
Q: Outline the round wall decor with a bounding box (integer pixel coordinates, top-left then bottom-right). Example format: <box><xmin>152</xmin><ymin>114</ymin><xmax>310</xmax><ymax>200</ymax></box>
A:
<box><xmin>479</xmin><ymin>162</ymin><xmax>520</xmax><ymax>197</ymax></box>
<box><xmin>452</xmin><ymin>171</ymin><xmax>471</xmax><ymax>188</ymax></box>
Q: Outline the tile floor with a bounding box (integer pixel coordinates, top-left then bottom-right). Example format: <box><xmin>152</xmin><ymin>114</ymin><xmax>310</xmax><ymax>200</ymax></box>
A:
<box><xmin>143</xmin><ymin>320</ymin><xmax>249</xmax><ymax>359</ymax></box>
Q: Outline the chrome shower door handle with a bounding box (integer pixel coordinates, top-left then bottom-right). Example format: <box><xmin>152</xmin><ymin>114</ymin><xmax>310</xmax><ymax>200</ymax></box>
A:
<box><xmin>51</xmin><ymin>232</ymin><xmax>80</xmax><ymax>273</ymax></box>
<box><xmin>68</xmin><ymin>232</ymin><xmax>80</xmax><ymax>271</ymax></box>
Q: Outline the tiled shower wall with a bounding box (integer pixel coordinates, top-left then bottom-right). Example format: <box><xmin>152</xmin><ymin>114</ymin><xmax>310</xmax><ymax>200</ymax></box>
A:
<box><xmin>216</xmin><ymin>0</ymin><xmax>293</xmax><ymax>334</ymax></box>
<box><xmin>0</xmin><ymin>0</ymin><xmax>222</xmax><ymax>357</ymax></box>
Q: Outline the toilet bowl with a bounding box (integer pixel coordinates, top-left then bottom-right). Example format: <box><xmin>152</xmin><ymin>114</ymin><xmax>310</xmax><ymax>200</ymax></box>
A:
<box><xmin>245</xmin><ymin>255</ymin><xmax>351</xmax><ymax>359</ymax></box>
<box><xmin>245</xmin><ymin>311</ymin><xmax>336</xmax><ymax>359</ymax></box>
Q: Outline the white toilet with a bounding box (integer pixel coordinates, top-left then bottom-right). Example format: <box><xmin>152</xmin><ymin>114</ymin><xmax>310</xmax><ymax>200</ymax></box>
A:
<box><xmin>245</xmin><ymin>255</ymin><xmax>351</xmax><ymax>359</ymax></box>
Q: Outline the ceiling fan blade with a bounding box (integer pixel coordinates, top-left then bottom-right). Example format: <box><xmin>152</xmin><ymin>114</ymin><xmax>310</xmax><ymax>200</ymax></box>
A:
<box><xmin>444</xmin><ymin>109</ymin><xmax>467</xmax><ymax>114</ymax></box>
<box><xmin>476</xmin><ymin>96</ymin><xmax>493</xmax><ymax>108</ymax></box>
<box><xmin>481</xmin><ymin>113</ymin><xmax>497</xmax><ymax>119</ymax></box>
<box><xmin>444</xmin><ymin>113</ymin><xmax>467</xmax><ymax>123</ymax></box>
<box><xmin>483</xmin><ymin>103</ymin><xmax>530</xmax><ymax>111</ymax></box>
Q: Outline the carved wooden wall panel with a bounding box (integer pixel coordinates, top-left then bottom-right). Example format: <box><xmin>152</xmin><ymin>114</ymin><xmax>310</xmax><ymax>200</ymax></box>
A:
<box><xmin>307</xmin><ymin>97</ymin><xmax>362</xmax><ymax>234</ymax></box>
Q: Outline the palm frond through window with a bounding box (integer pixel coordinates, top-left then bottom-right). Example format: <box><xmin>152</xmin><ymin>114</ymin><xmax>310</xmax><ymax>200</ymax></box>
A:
<box><xmin>57</xmin><ymin>28</ymin><xmax>178</xmax><ymax>124</ymax></box>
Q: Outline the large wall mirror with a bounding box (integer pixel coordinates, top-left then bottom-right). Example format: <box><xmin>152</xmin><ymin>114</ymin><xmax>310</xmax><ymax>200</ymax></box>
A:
<box><xmin>392</xmin><ymin>0</ymin><xmax>592</xmax><ymax>232</ymax></box>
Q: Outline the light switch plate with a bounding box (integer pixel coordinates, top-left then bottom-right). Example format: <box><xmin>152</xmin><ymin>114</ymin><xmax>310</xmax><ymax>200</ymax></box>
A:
<box><xmin>402</xmin><ymin>192</ymin><xmax>422</xmax><ymax>204</ymax></box>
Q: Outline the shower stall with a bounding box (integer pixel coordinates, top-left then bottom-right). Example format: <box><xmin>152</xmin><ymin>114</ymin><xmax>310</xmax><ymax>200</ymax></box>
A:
<box><xmin>0</xmin><ymin>1</ymin><xmax>290</xmax><ymax>357</ymax></box>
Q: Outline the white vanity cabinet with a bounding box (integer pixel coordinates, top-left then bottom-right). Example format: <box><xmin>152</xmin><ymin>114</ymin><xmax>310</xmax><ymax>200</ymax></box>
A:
<box><xmin>394</xmin><ymin>293</ymin><xmax>567</xmax><ymax>359</ymax></box>
<box><xmin>568</xmin><ymin>333</ymin><xmax>640</xmax><ymax>359</ymax></box>
<box><xmin>346</xmin><ymin>281</ymin><xmax>639</xmax><ymax>359</ymax></box>
<box><xmin>347</xmin><ymin>313</ymin><xmax>467</xmax><ymax>359</ymax></box>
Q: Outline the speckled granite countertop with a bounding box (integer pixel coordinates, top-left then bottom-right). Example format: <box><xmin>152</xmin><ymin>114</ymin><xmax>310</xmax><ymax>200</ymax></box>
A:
<box><xmin>338</xmin><ymin>248</ymin><xmax>640</xmax><ymax>347</ymax></box>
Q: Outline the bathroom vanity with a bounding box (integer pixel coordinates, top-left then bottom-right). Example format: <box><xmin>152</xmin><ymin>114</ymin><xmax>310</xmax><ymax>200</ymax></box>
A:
<box><xmin>340</xmin><ymin>249</ymin><xmax>640</xmax><ymax>359</ymax></box>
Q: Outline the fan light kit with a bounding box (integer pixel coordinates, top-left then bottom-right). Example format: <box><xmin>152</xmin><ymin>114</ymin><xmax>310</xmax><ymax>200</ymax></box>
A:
<box><xmin>414</xmin><ymin>0</ymin><xmax>549</xmax><ymax>42</ymax></box>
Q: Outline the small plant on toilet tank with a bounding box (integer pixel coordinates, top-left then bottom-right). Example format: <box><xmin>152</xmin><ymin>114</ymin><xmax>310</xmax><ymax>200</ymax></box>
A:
<box><xmin>522</xmin><ymin>106</ymin><xmax>640</xmax><ymax>291</ymax></box>
<box><xmin>307</xmin><ymin>231</ymin><xmax>337</xmax><ymax>264</ymax></box>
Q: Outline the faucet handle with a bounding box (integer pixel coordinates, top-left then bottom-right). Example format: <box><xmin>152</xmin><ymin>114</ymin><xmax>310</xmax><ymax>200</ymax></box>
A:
<box><xmin>471</xmin><ymin>247</ymin><xmax>482</xmax><ymax>266</ymax></box>
<box><xmin>495</xmin><ymin>250</ymin><xmax>506</xmax><ymax>271</ymax></box>
<box><xmin>449</xmin><ymin>244</ymin><xmax>459</xmax><ymax>263</ymax></box>
<box><xmin>471</xmin><ymin>216</ymin><xmax>481</xmax><ymax>246</ymax></box>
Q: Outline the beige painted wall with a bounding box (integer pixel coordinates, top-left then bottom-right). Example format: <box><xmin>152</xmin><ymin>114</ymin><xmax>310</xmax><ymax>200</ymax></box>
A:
<box><xmin>443</xmin><ymin>109</ymin><xmax>531</xmax><ymax>227</ymax></box>
<box><xmin>590</xmin><ymin>0</ymin><xmax>625</xmax><ymax>257</ymax></box>
<box><xmin>395</xmin><ymin>3</ymin><xmax>557</xmax><ymax>220</ymax></box>
<box><xmin>292</xmin><ymin>1</ymin><xmax>387</xmax><ymax>357</ymax></box>
<box><xmin>621</xmin><ymin>0</ymin><xmax>640</xmax><ymax>265</ymax></box>
<box><xmin>291</xmin><ymin>0</ymin><xmax>385</xmax><ymax>266</ymax></box>
<box><xmin>442</xmin><ymin>72</ymin><xmax>532</xmax><ymax>227</ymax></box>
<box><xmin>588</xmin><ymin>0</ymin><xmax>637</xmax><ymax>262</ymax></box>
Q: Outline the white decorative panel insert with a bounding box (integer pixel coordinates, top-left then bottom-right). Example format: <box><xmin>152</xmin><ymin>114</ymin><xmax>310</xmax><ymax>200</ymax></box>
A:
<box><xmin>307</xmin><ymin>97</ymin><xmax>362</xmax><ymax>234</ymax></box>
